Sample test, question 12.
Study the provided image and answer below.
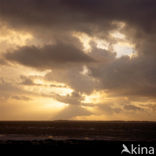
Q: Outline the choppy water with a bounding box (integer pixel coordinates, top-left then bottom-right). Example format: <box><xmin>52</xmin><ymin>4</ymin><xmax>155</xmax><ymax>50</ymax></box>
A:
<box><xmin>0</xmin><ymin>121</ymin><xmax>156</xmax><ymax>141</ymax></box>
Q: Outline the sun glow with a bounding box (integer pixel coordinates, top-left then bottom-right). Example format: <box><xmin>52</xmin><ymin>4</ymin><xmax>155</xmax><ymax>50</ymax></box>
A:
<box><xmin>110</xmin><ymin>31</ymin><xmax>125</xmax><ymax>39</ymax></box>
<box><xmin>72</xmin><ymin>32</ymin><xmax>91</xmax><ymax>52</ymax></box>
<box><xmin>73</xmin><ymin>30</ymin><xmax>135</xmax><ymax>58</ymax></box>
<box><xmin>83</xmin><ymin>91</ymin><xmax>108</xmax><ymax>104</ymax></box>
<box><xmin>33</xmin><ymin>97</ymin><xmax>68</xmax><ymax>110</ymax></box>
<box><xmin>113</xmin><ymin>42</ymin><xmax>135</xmax><ymax>58</ymax></box>
<box><xmin>0</xmin><ymin>25</ymin><xmax>33</xmax><ymax>53</ymax></box>
<box><xmin>73</xmin><ymin>32</ymin><xmax>110</xmax><ymax>52</ymax></box>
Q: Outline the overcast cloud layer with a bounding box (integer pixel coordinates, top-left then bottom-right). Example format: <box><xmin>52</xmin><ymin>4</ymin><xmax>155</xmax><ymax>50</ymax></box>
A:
<box><xmin>0</xmin><ymin>0</ymin><xmax>156</xmax><ymax>120</ymax></box>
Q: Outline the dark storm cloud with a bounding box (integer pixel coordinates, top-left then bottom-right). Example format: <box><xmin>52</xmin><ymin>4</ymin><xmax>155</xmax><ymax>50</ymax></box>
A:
<box><xmin>63</xmin><ymin>0</ymin><xmax>156</xmax><ymax>33</ymax></box>
<box><xmin>0</xmin><ymin>0</ymin><xmax>114</xmax><ymax>34</ymax></box>
<box><xmin>1</xmin><ymin>0</ymin><xmax>156</xmax><ymax>99</ymax></box>
<box><xmin>46</xmin><ymin>66</ymin><xmax>100</xmax><ymax>94</ymax></box>
<box><xmin>51</xmin><ymin>91</ymin><xmax>84</xmax><ymax>106</ymax></box>
<box><xmin>51</xmin><ymin>91</ymin><xmax>92</xmax><ymax>119</ymax></box>
<box><xmin>89</xmin><ymin>54</ymin><xmax>156</xmax><ymax>98</ymax></box>
<box><xmin>0</xmin><ymin>0</ymin><xmax>156</xmax><ymax>35</ymax></box>
<box><xmin>5</xmin><ymin>43</ymin><xmax>94</xmax><ymax>69</ymax></box>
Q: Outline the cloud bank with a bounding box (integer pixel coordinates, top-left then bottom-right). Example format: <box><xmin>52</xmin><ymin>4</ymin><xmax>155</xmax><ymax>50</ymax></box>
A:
<box><xmin>0</xmin><ymin>0</ymin><xmax>156</xmax><ymax>120</ymax></box>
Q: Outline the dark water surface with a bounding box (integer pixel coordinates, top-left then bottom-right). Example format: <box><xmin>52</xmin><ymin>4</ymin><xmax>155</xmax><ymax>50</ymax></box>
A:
<box><xmin>0</xmin><ymin>121</ymin><xmax>156</xmax><ymax>155</ymax></box>
<box><xmin>0</xmin><ymin>121</ymin><xmax>156</xmax><ymax>141</ymax></box>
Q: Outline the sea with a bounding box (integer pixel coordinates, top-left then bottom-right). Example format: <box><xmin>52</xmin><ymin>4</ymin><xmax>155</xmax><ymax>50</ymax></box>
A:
<box><xmin>0</xmin><ymin>121</ymin><xmax>156</xmax><ymax>155</ymax></box>
<box><xmin>0</xmin><ymin>121</ymin><xmax>156</xmax><ymax>141</ymax></box>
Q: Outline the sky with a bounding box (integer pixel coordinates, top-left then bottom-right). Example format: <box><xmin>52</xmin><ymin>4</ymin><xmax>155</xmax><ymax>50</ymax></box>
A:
<box><xmin>0</xmin><ymin>0</ymin><xmax>156</xmax><ymax>121</ymax></box>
